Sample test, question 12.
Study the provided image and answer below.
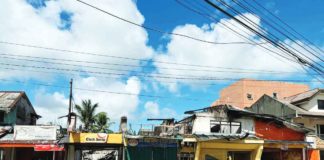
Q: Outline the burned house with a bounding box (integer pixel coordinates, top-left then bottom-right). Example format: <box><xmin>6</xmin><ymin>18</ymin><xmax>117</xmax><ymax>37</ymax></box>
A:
<box><xmin>175</xmin><ymin>105</ymin><xmax>311</xmax><ymax>160</ymax></box>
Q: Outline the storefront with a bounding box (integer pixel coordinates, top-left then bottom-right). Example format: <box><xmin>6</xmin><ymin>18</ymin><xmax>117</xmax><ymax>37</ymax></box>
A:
<box><xmin>125</xmin><ymin>136</ymin><xmax>179</xmax><ymax>160</ymax></box>
<box><xmin>187</xmin><ymin>135</ymin><xmax>264</xmax><ymax>160</ymax></box>
<box><xmin>0</xmin><ymin>125</ymin><xmax>65</xmax><ymax>160</ymax></box>
<box><xmin>262</xmin><ymin>141</ymin><xmax>308</xmax><ymax>160</ymax></box>
<box><xmin>194</xmin><ymin>140</ymin><xmax>264</xmax><ymax>160</ymax></box>
<box><xmin>68</xmin><ymin>132</ymin><xmax>123</xmax><ymax>160</ymax></box>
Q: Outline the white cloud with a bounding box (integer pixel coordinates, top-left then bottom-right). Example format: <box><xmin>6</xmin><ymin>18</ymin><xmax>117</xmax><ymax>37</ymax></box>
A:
<box><xmin>0</xmin><ymin>0</ymin><xmax>153</xmax><ymax>81</ymax></box>
<box><xmin>34</xmin><ymin>76</ymin><xmax>142</xmax><ymax>126</ymax></box>
<box><xmin>34</xmin><ymin>89</ymin><xmax>69</xmax><ymax>125</ymax></box>
<box><xmin>143</xmin><ymin>101</ymin><xmax>160</xmax><ymax>118</ymax></box>
<box><xmin>153</xmin><ymin>13</ymin><xmax>305</xmax><ymax>91</ymax></box>
<box><xmin>142</xmin><ymin>101</ymin><xmax>177</xmax><ymax>119</ymax></box>
<box><xmin>0</xmin><ymin>0</ymin><xmax>153</xmax><ymax>126</ymax></box>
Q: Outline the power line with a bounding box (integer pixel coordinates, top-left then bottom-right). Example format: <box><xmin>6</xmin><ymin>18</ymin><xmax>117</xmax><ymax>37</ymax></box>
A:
<box><xmin>75</xmin><ymin>0</ymin><xmax>261</xmax><ymax>45</ymax></box>
<box><xmin>249</xmin><ymin>0</ymin><xmax>324</xmax><ymax>56</ymax></box>
<box><xmin>174</xmin><ymin>0</ymin><xmax>302</xmax><ymax>65</ymax></box>
<box><xmin>1</xmin><ymin>66</ymin><xmax>319</xmax><ymax>88</ymax></box>
<box><xmin>0</xmin><ymin>41</ymin><xmax>305</xmax><ymax>73</ymax></box>
<box><xmin>239</xmin><ymin>0</ymin><xmax>324</xmax><ymax>59</ymax></box>
<box><xmin>230</xmin><ymin>0</ymin><xmax>324</xmax><ymax>63</ymax></box>
<box><xmin>174</xmin><ymin>0</ymin><xmax>323</xmax><ymax>81</ymax></box>
<box><xmin>204</xmin><ymin>0</ymin><xmax>324</xmax><ymax>78</ymax></box>
<box><xmin>213</xmin><ymin>0</ymin><xmax>324</xmax><ymax>82</ymax></box>
<box><xmin>0</xmin><ymin>52</ymin><xmax>319</xmax><ymax>76</ymax></box>
<box><xmin>215</xmin><ymin>0</ymin><xmax>323</xmax><ymax>70</ymax></box>
<box><xmin>0</xmin><ymin>78</ymin><xmax>212</xmax><ymax>101</ymax></box>
<box><xmin>0</xmin><ymin>62</ymin><xmax>321</xmax><ymax>83</ymax></box>
<box><xmin>0</xmin><ymin>78</ymin><xmax>315</xmax><ymax>105</ymax></box>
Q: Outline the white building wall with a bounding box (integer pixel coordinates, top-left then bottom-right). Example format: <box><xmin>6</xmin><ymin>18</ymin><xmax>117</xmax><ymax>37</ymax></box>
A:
<box><xmin>299</xmin><ymin>93</ymin><xmax>324</xmax><ymax>112</ymax></box>
<box><xmin>192</xmin><ymin>112</ymin><xmax>214</xmax><ymax>134</ymax></box>
<box><xmin>191</xmin><ymin>112</ymin><xmax>255</xmax><ymax>135</ymax></box>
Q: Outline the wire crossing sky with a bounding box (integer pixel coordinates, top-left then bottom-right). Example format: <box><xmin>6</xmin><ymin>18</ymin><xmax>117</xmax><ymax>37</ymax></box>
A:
<box><xmin>0</xmin><ymin>0</ymin><xmax>323</xmax><ymax>129</ymax></box>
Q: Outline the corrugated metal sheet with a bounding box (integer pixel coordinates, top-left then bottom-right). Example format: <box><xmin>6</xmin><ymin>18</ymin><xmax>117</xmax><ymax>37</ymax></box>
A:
<box><xmin>284</xmin><ymin>88</ymin><xmax>323</xmax><ymax>104</ymax></box>
<box><xmin>0</xmin><ymin>91</ymin><xmax>23</xmax><ymax>110</ymax></box>
<box><xmin>251</xmin><ymin>94</ymin><xmax>324</xmax><ymax>117</ymax></box>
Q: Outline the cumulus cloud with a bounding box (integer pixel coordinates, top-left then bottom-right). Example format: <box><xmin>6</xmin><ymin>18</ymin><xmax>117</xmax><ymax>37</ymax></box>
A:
<box><xmin>0</xmin><ymin>0</ymin><xmax>153</xmax><ymax>81</ymax></box>
<box><xmin>142</xmin><ymin>101</ymin><xmax>177</xmax><ymax>119</ymax></box>
<box><xmin>34</xmin><ymin>89</ymin><xmax>69</xmax><ymax>125</ymax></box>
<box><xmin>34</xmin><ymin>76</ymin><xmax>142</xmax><ymax>126</ymax></box>
<box><xmin>0</xmin><ymin>0</ymin><xmax>154</xmax><ymax>126</ymax></box>
<box><xmin>153</xmin><ymin>13</ymin><xmax>307</xmax><ymax>91</ymax></box>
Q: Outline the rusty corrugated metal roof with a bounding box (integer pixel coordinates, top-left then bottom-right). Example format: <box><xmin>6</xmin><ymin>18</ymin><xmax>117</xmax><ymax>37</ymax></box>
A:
<box><xmin>0</xmin><ymin>91</ymin><xmax>24</xmax><ymax>110</ymax></box>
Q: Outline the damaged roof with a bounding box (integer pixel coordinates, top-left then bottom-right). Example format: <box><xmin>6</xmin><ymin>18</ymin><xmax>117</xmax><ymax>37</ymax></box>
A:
<box><xmin>0</xmin><ymin>91</ymin><xmax>25</xmax><ymax>110</ymax></box>
<box><xmin>284</xmin><ymin>88</ymin><xmax>324</xmax><ymax>104</ymax></box>
<box><xmin>183</xmin><ymin>104</ymin><xmax>313</xmax><ymax>133</ymax></box>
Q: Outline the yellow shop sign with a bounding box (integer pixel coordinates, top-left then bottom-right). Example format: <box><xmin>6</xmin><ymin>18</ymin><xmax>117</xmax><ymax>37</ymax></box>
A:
<box><xmin>70</xmin><ymin>133</ymin><xmax>123</xmax><ymax>144</ymax></box>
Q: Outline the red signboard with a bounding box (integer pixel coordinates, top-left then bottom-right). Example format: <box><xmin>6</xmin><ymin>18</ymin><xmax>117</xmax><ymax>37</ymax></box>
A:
<box><xmin>34</xmin><ymin>145</ymin><xmax>64</xmax><ymax>151</ymax></box>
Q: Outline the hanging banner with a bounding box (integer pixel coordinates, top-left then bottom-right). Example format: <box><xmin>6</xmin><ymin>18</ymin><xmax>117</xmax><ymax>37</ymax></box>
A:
<box><xmin>14</xmin><ymin>125</ymin><xmax>56</xmax><ymax>141</ymax></box>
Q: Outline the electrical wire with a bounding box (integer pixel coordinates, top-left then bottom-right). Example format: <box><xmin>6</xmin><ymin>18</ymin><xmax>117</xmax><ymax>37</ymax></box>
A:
<box><xmin>216</xmin><ymin>0</ymin><xmax>323</xmax><ymax>70</ymax></box>
<box><xmin>75</xmin><ymin>0</ymin><xmax>261</xmax><ymax>45</ymax></box>
<box><xmin>1</xmin><ymin>65</ymin><xmax>319</xmax><ymax>89</ymax></box>
<box><xmin>249</xmin><ymin>0</ymin><xmax>324</xmax><ymax>56</ymax></box>
<box><xmin>174</xmin><ymin>0</ymin><xmax>322</xmax><ymax>81</ymax></box>
<box><xmin>0</xmin><ymin>78</ymin><xmax>212</xmax><ymax>101</ymax></box>
<box><xmin>174</xmin><ymin>0</ymin><xmax>302</xmax><ymax>65</ymax></box>
<box><xmin>0</xmin><ymin>41</ymin><xmax>305</xmax><ymax>73</ymax></box>
<box><xmin>239</xmin><ymin>0</ymin><xmax>324</xmax><ymax>59</ymax></box>
<box><xmin>0</xmin><ymin>52</ymin><xmax>319</xmax><ymax>76</ymax></box>
<box><xmin>0</xmin><ymin>62</ymin><xmax>321</xmax><ymax>83</ymax></box>
<box><xmin>204</xmin><ymin>0</ymin><xmax>324</xmax><ymax>78</ymax></box>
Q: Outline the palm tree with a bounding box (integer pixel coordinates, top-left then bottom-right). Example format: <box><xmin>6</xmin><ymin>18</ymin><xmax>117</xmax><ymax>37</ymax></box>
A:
<box><xmin>75</xmin><ymin>99</ymin><xmax>98</xmax><ymax>132</ymax></box>
<box><xmin>93</xmin><ymin>112</ymin><xmax>113</xmax><ymax>133</ymax></box>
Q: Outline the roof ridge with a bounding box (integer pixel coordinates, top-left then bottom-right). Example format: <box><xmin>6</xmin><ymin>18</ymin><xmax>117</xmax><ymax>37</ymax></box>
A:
<box><xmin>284</xmin><ymin>88</ymin><xmax>319</xmax><ymax>100</ymax></box>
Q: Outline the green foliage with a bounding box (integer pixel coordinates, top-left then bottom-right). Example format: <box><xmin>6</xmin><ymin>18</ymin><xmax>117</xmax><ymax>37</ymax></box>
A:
<box><xmin>92</xmin><ymin>112</ymin><xmax>114</xmax><ymax>133</ymax></box>
<box><xmin>75</xmin><ymin>99</ymin><xmax>113</xmax><ymax>133</ymax></box>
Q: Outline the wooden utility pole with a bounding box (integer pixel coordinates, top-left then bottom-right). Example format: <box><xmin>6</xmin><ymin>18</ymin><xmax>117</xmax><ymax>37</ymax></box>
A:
<box><xmin>68</xmin><ymin>79</ymin><xmax>73</xmax><ymax>124</ymax></box>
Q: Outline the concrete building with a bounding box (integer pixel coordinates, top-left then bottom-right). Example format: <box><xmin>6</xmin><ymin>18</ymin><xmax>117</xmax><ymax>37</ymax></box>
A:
<box><xmin>211</xmin><ymin>79</ymin><xmax>309</xmax><ymax>109</ymax></box>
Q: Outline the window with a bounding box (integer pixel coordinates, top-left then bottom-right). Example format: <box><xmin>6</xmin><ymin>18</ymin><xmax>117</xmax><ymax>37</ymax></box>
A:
<box><xmin>273</xmin><ymin>92</ymin><xmax>278</xmax><ymax>99</ymax></box>
<box><xmin>210</xmin><ymin>121</ymin><xmax>241</xmax><ymax>134</ymax></box>
<box><xmin>317</xmin><ymin>124</ymin><xmax>324</xmax><ymax>140</ymax></box>
<box><xmin>247</xmin><ymin>93</ymin><xmax>253</xmax><ymax>100</ymax></box>
<box><xmin>318</xmin><ymin>100</ymin><xmax>324</xmax><ymax>110</ymax></box>
<box><xmin>0</xmin><ymin>111</ymin><xmax>4</xmax><ymax>123</ymax></box>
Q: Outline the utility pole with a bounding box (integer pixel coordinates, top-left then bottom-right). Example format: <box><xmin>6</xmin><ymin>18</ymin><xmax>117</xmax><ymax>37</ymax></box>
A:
<box><xmin>68</xmin><ymin>79</ymin><xmax>73</xmax><ymax>125</ymax></box>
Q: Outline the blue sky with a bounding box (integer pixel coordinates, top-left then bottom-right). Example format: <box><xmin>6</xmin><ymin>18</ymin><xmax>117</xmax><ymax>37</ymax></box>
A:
<box><xmin>0</xmin><ymin>0</ymin><xmax>323</xmax><ymax>131</ymax></box>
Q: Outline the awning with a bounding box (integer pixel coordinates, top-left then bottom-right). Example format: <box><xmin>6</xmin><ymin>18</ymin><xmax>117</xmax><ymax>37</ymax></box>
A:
<box><xmin>34</xmin><ymin>144</ymin><xmax>64</xmax><ymax>151</ymax></box>
<box><xmin>0</xmin><ymin>143</ymin><xmax>64</xmax><ymax>151</ymax></box>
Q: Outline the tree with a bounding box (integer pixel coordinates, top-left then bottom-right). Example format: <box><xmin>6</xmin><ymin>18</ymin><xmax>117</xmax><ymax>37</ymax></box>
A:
<box><xmin>75</xmin><ymin>99</ymin><xmax>98</xmax><ymax>132</ymax></box>
<box><xmin>93</xmin><ymin>112</ymin><xmax>113</xmax><ymax>133</ymax></box>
